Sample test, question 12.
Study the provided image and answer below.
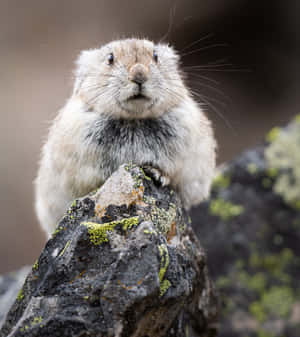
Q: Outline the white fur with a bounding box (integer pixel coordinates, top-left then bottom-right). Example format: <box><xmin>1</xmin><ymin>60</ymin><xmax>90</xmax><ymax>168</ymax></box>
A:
<box><xmin>35</xmin><ymin>39</ymin><xmax>217</xmax><ymax>237</ymax></box>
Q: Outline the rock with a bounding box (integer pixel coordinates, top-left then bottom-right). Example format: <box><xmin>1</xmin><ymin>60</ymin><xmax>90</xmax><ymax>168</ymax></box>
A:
<box><xmin>191</xmin><ymin>115</ymin><xmax>300</xmax><ymax>337</ymax></box>
<box><xmin>1</xmin><ymin>164</ymin><xmax>218</xmax><ymax>337</ymax></box>
<box><xmin>0</xmin><ymin>267</ymin><xmax>31</xmax><ymax>328</ymax></box>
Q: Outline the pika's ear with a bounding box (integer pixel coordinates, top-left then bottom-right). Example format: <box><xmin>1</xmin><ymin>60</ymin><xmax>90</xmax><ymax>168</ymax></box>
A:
<box><xmin>157</xmin><ymin>43</ymin><xmax>180</xmax><ymax>63</ymax></box>
<box><xmin>73</xmin><ymin>49</ymin><xmax>100</xmax><ymax>94</ymax></box>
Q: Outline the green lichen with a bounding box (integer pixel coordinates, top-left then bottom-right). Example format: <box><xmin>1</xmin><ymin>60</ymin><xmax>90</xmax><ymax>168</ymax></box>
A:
<box><xmin>266</xmin><ymin>127</ymin><xmax>281</xmax><ymax>143</ymax></box>
<box><xmin>82</xmin><ymin>222</ymin><xmax>117</xmax><ymax>245</ymax></box>
<box><xmin>249</xmin><ymin>248</ymin><xmax>294</xmax><ymax>282</ymax></box>
<box><xmin>148</xmin><ymin>203</ymin><xmax>177</xmax><ymax>235</ymax></box>
<box><xmin>139</xmin><ymin>167</ymin><xmax>152</xmax><ymax>181</ymax></box>
<box><xmin>209</xmin><ymin>199</ymin><xmax>244</xmax><ymax>221</ymax></box>
<box><xmin>265</xmin><ymin>120</ymin><xmax>300</xmax><ymax>208</ymax></box>
<box><xmin>121</xmin><ymin>217</ymin><xmax>139</xmax><ymax>231</ymax></box>
<box><xmin>20</xmin><ymin>316</ymin><xmax>43</xmax><ymax>332</ymax></box>
<box><xmin>52</xmin><ymin>222</ymin><xmax>66</xmax><ymax>238</ymax></box>
<box><xmin>160</xmin><ymin>279</ymin><xmax>171</xmax><ymax>297</ymax></box>
<box><xmin>247</xmin><ymin>163</ymin><xmax>259</xmax><ymax>175</ymax></box>
<box><xmin>250</xmin><ymin>286</ymin><xmax>294</xmax><ymax>322</ymax></box>
<box><xmin>144</xmin><ymin>229</ymin><xmax>157</xmax><ymax>235</ymax></box>
<box><xmin>82</xmin><ymin>217</ymin><xmax>139</xmax><ymax>245</ymax></box>
<box><xmin>32</xmin><ymin>259</ymin><xmax>39</xmax><ymax>271</ymax></box>
<box><xmin>31</xmin><ymin>316</ymin><xmax>43</xmax><ymax>326</ymax></box>
<box><xmin>158</xmin><ymin>244</ymin><xmax>171</xmax><ymax>297</ymax></box>
<box><xmin>17</xmin><ymin>288</ymin><xmax>24</xmax><ymax>301</ymax></box>
<box><xmin>124</xmin><ymin>163</ymin><xmax>145</xmax><ymax>188</ymax></box>
<box><xmin>212</xmin><ymin>173</ymin><xmax>231</xmax><ymax>189</ymax></box>
<box><xmin>71</xmin><ymin>199</ymin><xmax>77</xmax><ymax>208</ymax></box>
<box><xmin>221</xmin><ymin>245</ymin><xmax>299</xmax><ymax>326</ymax></box>
<box><xmin>266</xmin><ymin>167</ymin><xmax>278</xmax><ymax>178</ymax></box>
<box><xmin>59</xmin><ymin>240</ymin><xmax>71</xmax><ymax>257</ymax></box>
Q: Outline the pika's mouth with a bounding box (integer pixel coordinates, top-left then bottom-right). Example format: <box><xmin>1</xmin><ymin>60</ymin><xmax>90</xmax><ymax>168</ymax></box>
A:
<box><xmin>127</xmin><ymin>93</ymin><xmax>150</xmax><ymax>101</ymax></box>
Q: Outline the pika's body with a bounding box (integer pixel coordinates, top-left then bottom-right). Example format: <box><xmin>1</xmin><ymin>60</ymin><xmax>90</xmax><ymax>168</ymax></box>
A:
<box><xmin>35</xmin><ymin>39</ymin><xmax>216</xmax><ymax>236</ymax></box>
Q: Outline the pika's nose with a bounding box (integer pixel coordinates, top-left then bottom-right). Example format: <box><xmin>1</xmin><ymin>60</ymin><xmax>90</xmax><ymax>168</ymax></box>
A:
<box><xmin>129</xmin><ymin>64</ymin><xmax>148</xmax><ymax>85</ymax></box>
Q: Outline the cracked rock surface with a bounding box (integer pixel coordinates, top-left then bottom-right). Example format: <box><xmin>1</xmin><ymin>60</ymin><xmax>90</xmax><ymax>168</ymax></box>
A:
<box><xmin>1</xmin><ymin>164</ymin><xmax>218</xmax><ymax>337</ymax></box>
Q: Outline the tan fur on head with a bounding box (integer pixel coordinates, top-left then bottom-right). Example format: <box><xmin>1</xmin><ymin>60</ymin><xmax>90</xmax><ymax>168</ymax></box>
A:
<box><xmin>73</xmin><ymin>39</ymin><xmax>188</xmax><ymax>119</ymax></box>
<box><xmin>35</xmin><ymin>38</ymin><xmax>217</xmax><ymax>237</ymax></box>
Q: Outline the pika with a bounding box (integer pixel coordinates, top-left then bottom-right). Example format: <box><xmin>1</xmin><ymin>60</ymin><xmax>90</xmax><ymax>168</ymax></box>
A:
<box><xmin>35</xmin><ymin>38</ymin><xmax>217</xmax><ymax>237</ymax></box>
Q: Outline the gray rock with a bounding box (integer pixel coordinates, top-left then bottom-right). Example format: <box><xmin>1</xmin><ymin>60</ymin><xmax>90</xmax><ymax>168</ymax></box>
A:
<box><xmin>0</xmin><ymin>267</ymin><xmax>31</xmax><ymax>328</ymax></box>
<box><xmin>192</xmin><ymin>116</ymin><xmax>300</xmax><ymax>337</ymax></box>
<box><xmin>1</xmin><ymin>164</ymin><xmax>218</xmax><ymax>337</ymax></box>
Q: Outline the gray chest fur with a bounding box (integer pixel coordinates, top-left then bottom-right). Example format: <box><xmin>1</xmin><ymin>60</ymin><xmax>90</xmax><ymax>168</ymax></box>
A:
<box><xmin>86</xmin><ymin>113</ymin><xmax>185</xmax><ymax>176</ymax></box>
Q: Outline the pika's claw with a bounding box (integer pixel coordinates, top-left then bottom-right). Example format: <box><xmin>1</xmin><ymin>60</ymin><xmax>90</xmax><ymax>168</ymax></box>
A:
<box><xmin>143</xmin><ymin>166</ymin><xmax>170</xmax><ymax>186</ymax></box>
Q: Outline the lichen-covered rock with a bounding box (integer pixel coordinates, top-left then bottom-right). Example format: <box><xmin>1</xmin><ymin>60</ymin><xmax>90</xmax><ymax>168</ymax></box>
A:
<box><xmin>1</xmin><ymin>164</ymin><xmax>218</xmax><ymax>337</ymax></box>
<box><xmin>192</xmin><ymin>115</ymin><xmax>300</xmax><ymax>337</ymax></box>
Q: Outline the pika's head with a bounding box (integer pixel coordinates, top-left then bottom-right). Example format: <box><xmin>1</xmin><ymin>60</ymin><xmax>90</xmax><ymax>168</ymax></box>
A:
<box><xmin>74</xmin><ymin>39</ymin><xmax>188</xmax><ymax>118</ymax></box>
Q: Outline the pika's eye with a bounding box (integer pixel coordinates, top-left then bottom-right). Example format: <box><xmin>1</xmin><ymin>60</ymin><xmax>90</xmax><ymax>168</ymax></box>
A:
<box><xmin>108</xmin><ymin>53</ymin><xmax>114</xmax><ymax>65</ymax></box>
<box><xmin>153</xmin><ymin>50</ymin><xmax>158</xmax><ymax>63</ymax></box>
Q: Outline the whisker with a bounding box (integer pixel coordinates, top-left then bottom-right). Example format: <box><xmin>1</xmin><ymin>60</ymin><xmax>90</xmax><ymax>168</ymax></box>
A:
<box><xmin>179</xmin><ymin>33</ymin><xmax>215</xmax><ymax>52</ymax></box>
<box><xmin>191</xmin><ymin>92</ymin><xmax>236</xmax><ymax>133</ymax></box>
<box><xmin>190</xmin><ymin>90</ymin><xmax>227</xmax><ymax>107</ymax></box>
<box><xmin>180</xmin><ymin>43</ymin><xmax>229</xmax><ymax>58</ymax></box>
<box><xmin>186</xmin><ymin>73</ymin><xmax>220</xmax><ymax>85</ymax></box>
<box><xmin>188</xmin><ymin>79</ymin><xmax>231</xmax><ymax>103</ymax></box>
<box><xmin>158</xmin><ymin>3</ymin><xmax>177</xmax><ymax>43</ymax></box>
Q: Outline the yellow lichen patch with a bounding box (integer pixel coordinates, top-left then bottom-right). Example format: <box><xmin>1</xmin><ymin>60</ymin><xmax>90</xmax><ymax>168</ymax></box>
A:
<box><xmin>160</xmin><ymin>279</ymin><xmax>171</xmax><ymax>297</ymax></box>
<box><xmin>158</xmin><ymin>244</ymin><xmax>171</xmax><ymax>297</ymax></box>
<box><xmin>140</xmin><ymin>167</ymin><xmax>152</xmax><ymax>181</ymax></box>
<box><xmin>81</xmin><ymin>217</ymin><xmax>139</xmax><ymax>245</ymax></box>
<box><xmin>265</xmin><ymin>127</ymin><xmax>281</xmax><ymax>143</ymax></box>
<box><xmin>82</xmin><ymin>222</ymin><xmax>118</xmax><ymax>245</ymax></box>
<box><xmin>121</xmin><ymin>216</ymin><xmax>139</xmax><ymax>231</ymax></box>
<box><xmin>17</xmin><ymin>288</ymin><xmax>24</xmax><ymax>301</ymax></box>
<box><xmin>32</xmin><ymin>259</ymin><xmax>39</xmax><ymax>271</ymax></box>
<box><xmin>265</xmin><ymin>120</ymin><xmax>300</xmax><ymax>207</ymax></box>
<box><xmin>59</xmin><ymin>240</ymin><xmax>71</xmax><ymax>257</ymax></box>
<box><xmin>247</xmin><ymin>163</ymin><xmax>259</xmax><ymax>175</ymax></box>
<box><xmin>144</xmin><ymin>229</ymin><xmax>157</xmax><ymax>235</ymax></box>
<box><xmin>210</xmin><ymin>199</ymin><xmax>244</xmax><ymax>221</ymax></box>
<box><xmin>212</xmin><ymin>173</ymin><xmax>231</xmax><ymax>189</ymax></box>
<box><xmin>30</xmin><ymin>316</ymin><xmax>43</xmax><ymax>327</ymax></box>
<box><xmin>71</xmin><ymin>199</ymin><xmax>77</xmax><ymax>208</ymax></box>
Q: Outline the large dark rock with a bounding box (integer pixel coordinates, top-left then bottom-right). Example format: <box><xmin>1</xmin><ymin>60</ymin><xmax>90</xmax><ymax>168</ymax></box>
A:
<box><xmin>1</xmin><ymin>164</ymin><xmax>218</xmax><ymax>337</ymax></box>
<box><xmin>192</xmin><ymin>116</ymin><xmax>300</xmax><ymax>337</ymax></box>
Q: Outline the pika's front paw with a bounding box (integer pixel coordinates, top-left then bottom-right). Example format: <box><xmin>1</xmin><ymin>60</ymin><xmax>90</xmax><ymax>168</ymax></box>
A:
<box><xmin>143</xmin><ymin>166</ymin><xmax>170</xmax><ymax>187</ymax></box>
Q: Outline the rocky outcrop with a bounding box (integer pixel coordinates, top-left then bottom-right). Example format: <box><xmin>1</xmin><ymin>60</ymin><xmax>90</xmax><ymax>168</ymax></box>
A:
<box><xmin>192</xmin><ymin>115</ymin><xmax>300</xmax><ymax>337</ymax></box>
<box><xmin>1</xmin><ymin>164</ymin><xmax>218</xmax><ymax>337</ymax></box>
<box><xmin>0</xmin><ymin>267</ymin><xmax>31</xmax><ymax>328</ymax></box>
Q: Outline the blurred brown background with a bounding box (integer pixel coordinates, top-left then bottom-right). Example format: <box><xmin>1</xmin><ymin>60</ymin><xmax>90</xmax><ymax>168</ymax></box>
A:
<box><xmin>0</xmin><ymin>0</ymin><xmax>299</xmax><ymax>273</ymax></box>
